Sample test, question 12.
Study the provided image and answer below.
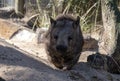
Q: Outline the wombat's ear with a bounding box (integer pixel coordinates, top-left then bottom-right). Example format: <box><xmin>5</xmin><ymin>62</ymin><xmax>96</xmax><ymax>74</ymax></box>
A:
<box><xmin>75</xmin><ymin>16</ymin><xmax>80</xmax><ymax>26</ymax></box>
<box><xmin>50</xmin><ymin>17</ymin><xmax>56</xmax><ymax>25</ymax></box>
<box><xmin>73</xmin><ymin>16</ymin><xmax>80</xmax><ymax>29</ymax></box>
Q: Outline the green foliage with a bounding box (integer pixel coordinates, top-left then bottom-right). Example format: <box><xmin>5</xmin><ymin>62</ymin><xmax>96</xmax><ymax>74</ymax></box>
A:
<box><xmin>62</xmin><ymin>0</ymin><xmax>101</xmax><ymax>32</ymax></box>
<box><xmin>31</xmin><ymin>0</ymin><xmax>120</xmax><ymax>32</ymax></box>
<box><xmin>63</xmin><ymin>0</ymin><xmax>97</xmax><ymax>15</ymax></box>
<box><xmin>56</xmin><ymin>0</ymin><xmax>102</xmax><ymax>32</ymax></box>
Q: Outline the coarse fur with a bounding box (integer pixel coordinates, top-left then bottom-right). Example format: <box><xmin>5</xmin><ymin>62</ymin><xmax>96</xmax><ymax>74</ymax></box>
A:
<box><xmin>45</xmin><ymin>14</ymin><xmax>84</xmax><ymax>70</ymax></box>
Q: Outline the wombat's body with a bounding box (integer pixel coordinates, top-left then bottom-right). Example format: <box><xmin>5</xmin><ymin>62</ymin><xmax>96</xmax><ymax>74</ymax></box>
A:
<box><xmin>45</xmin><ymin>14</ymin><xmax>84</xmax><ymax>70</ymax></box>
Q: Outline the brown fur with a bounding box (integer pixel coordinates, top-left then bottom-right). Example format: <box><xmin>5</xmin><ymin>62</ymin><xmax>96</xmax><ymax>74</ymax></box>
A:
<box><xmin>45</xmin><ymin>14</ymin><xmax>84</xmax><ymax>70</ymax></box>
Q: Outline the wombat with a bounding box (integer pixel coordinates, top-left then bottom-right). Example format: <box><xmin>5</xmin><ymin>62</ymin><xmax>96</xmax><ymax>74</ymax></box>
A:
<box><xmin>45</xmin><ymin>14</ymin><xmax>84</xmax><ymax>70</ymax></box>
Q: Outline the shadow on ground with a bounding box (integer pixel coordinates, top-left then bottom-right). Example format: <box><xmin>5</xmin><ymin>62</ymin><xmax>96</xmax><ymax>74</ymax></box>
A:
<box><xmin>0</xmin><ymin>45</ymin><xmax>89</xmax><ymax>81</ymax></box>
<box><xmin>0</xmin><ymin>45</ymin><xmax>67</xmax><ymax>81</ymax></box>
<box><xmin>0</xmin><ymin>43</ymin><xmax>119</xmax><ymax>81</ymax></box>
<box><xmin>0</xmin><ymin>45</ymin><xmax>52</xmax><ymax>71</ymax></box>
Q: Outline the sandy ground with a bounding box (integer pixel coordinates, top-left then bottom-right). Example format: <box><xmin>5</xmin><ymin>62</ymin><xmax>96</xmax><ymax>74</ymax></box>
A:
<box><xmin>0</xmin><ymin>38</ymin><xmax>119</xmax><ymax>81</ymax></box>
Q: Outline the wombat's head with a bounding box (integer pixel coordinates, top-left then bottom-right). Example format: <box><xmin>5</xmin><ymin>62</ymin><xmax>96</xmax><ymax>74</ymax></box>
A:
<box><xmin>47</xmin><ymin>15</ymin><xmax>82</xmax><ymax>54</ymax></box>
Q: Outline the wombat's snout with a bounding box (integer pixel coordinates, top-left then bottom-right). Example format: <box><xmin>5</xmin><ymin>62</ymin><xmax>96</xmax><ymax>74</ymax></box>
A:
<box><xmin>56</xmin><ymin>45</ymin><xmax>67</xmax><ymax>52</ymax></box>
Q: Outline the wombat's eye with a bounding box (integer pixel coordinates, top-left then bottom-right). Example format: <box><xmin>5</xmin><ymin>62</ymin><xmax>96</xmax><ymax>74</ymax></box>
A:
<box><xmin>68</xmin><ymin>36</ymin><xmax>73</xmax><ymax>41</ymax></box>
<box><xmin>54</xmin><ymin>35</ymin><xmax>58</xmax><ymax>40</ymax></box>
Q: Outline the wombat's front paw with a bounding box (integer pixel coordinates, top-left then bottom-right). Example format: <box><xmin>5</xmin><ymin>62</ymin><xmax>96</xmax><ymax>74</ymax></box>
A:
<box><xmin>87</xmin><ymin>53</ymin><xmax>107</xmax><ymax>69</ymax></box>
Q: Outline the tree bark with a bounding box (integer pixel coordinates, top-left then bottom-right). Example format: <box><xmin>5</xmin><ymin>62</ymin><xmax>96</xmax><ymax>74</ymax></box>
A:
<box><xmin>99</xmin><ymin>0</ymin><xmax>120</xmax><ymax>73</ymax></box>
<box><xmin>99</xmin><ymin>0</ymin><xmax>119</xmax><ymax>54</ymax></box>
<box><xmin>87</xmin><ymin>0</ymin><xmax>120</xmax><ymax>74</ymax></box>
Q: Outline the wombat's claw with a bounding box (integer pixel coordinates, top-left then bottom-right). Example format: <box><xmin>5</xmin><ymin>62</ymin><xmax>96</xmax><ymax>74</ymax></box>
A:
<box><xmin>62</xmin><ymin>66</ymin><xmax>68</xmax><ymax>70</ymax></box>
<box><xmin>62</xmin><ymin>65</ymin><xmax>72</xmax><ymax>71</ymax></box>
<box><xmin>87</xmin><ymin>54</ymin><xmax>107</xmax><ymax>69</ymax></box>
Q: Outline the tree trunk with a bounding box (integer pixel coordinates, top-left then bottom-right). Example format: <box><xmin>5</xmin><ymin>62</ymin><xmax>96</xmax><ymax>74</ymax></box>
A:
<box><xmin>99</xmin><ymin>0</ymin><xmax>119</xmax><ymax>54</ymax></box>
<box><xmin>15</xmin><ymin>0</ymin><xmax>25</xmax><ymax>18</ymax></box>
<box><xmin>99</xmin><ymin>0</ymin><xmax>120</xmax><ymax>58</ymax></box>
<box><xmin>87</xmin><ymin>0</ymin><xmax>120</xmax><ymax>74</ymax></box>
<box><xmin>99</xmin><ymin>0</ymin><xmax>120</xmax><ymax>73</ymax></box>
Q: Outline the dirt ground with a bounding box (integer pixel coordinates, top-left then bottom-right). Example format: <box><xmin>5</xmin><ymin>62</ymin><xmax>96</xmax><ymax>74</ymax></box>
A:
<box><xmin>0</xmin><ymin>38</ymin><xmax>119</xmax><ymax>81</ymax></box>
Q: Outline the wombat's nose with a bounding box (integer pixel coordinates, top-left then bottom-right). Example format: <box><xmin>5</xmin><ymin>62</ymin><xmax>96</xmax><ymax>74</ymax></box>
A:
<box><xmin>56</xmin><ymin>45</ymin><xmax>67</xmax><ymax>52</ymax></box>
